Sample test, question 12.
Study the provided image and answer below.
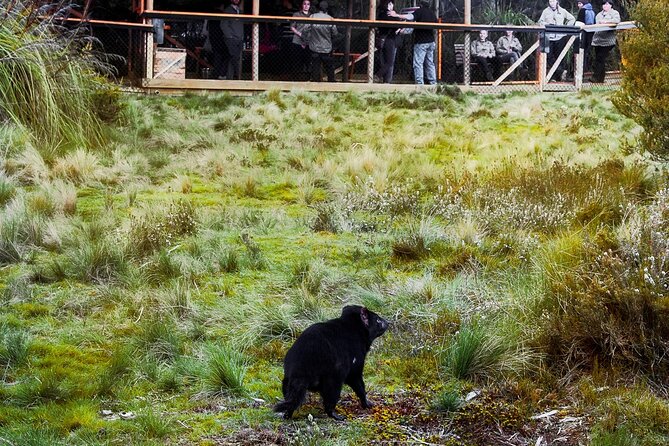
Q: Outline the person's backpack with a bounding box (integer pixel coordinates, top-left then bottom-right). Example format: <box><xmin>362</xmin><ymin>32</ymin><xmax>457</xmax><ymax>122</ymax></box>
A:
<box><xmin>584</xmin><ymin>8</ymin><xmax>595</xmax><ymax>25</ymax></box>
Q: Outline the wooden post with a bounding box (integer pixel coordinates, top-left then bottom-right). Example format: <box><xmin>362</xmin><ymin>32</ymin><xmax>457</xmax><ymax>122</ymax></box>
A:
<box><xmin>538</xmin><ymin>35</ymin><xmax>547</xmax><ymax>90</ymax></box>
<box><xmin>368</xmin><ymin>0</ymin><xmax>376</xmax><ymax>83</ymax></box>
<box><xmin>144</xmin><ymin>0</ymin><xmax>154</xmax><ymax>80</ymax></box>
<box><xmin>574</xmin><ymin>38</ymin><xmax>584</xmax><ymax>90</ymax></box>
<box><xmin>463</xmin><ymin>0</ymin><xmax>471</xmax><ymax>85</ymax></box>
<box><xmin>343</xmin><ymin>0</ymin><xmax>353</xmax><ymax>82</ymax></box>
<box><xmin>252</xmin><ymin>0</ymin><xmax>259</xmax><ymax>81</ymax></box>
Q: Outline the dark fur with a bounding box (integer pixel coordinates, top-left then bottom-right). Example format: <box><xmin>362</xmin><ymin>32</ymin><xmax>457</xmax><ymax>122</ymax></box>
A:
<box><xmin>274</xmin><ymin>305</ymin><xmax>389</xmax><ymax>420</ymax></box>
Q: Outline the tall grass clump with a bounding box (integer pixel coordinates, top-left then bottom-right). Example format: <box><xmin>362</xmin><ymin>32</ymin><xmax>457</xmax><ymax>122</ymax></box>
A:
<box><xmin>0</xmin><ymin>1</ymin><xmax>120</xmax><ymax>154</ymax></box>
<box><xmin>0</xmin><ymin>196</ymin><xmax>45</xmax><ymax>264</ymax></box>
<box><xmin>442</xmin><ymin>320</ymin><xmax>530</xmax><ymax>381</ymax></box>
<box><xmin>0</xmin><ymin>324</ymin><xmax>31</xmax><ymax>370</ymax></box>
<box><xmin>135</xmin><ymin>317</ymin><xmax>184</xmax><ymax>364</ymax></box>
<box><xmin>201</xmin><ymin>344</ymin><xmax>248</xmax><ymax>396</ymax></box>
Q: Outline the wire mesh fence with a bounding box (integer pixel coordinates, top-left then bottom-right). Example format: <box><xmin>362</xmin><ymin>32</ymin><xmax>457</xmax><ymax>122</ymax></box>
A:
<box><xmin>85</xmin><ymin>17</ymin><xmax>625</xmax><ymax>93</ymax></box>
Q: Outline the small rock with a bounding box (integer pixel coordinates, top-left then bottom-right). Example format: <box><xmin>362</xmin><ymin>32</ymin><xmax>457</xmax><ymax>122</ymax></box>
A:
<box><xmin>464</xmin><ymin>390</ymin><xmax>481</xmax><ymax>402</ymax></box>
<box><xmin>100</xmin><ymin>410</ymin><xmax>114</xmax><ymax>417</ymax></box>
<box><xmin>119</xmin><ymin>411</ymin><xmax>136</xmax><ymax>420</ymax></box>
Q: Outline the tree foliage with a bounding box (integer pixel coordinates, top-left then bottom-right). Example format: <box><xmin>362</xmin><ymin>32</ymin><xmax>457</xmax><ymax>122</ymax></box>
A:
<box><xmin>613</xmin><ymin>0</ymin><xmax>669</xmax><ymax>158</ymax></box>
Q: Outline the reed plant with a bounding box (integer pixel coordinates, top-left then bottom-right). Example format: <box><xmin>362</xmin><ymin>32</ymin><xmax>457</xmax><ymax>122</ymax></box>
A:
<box><xmin>0</xmin><ymin>1</ymin><xmax>119</xmax><ymax>155</ymax></box>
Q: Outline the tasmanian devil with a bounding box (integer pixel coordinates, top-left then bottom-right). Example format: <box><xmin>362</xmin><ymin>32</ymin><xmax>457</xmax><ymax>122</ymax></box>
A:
<box><xmin>274</xmin><ymin>305</ymin><xmax>389</xmax><ymax>420</ymax></box>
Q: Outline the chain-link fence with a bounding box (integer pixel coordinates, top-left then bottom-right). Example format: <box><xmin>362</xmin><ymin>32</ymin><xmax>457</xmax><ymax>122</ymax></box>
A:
<box><xmin>85</xmin><ymin>16</ymin><xmax>626</xmax><ymax>93</ymax></box>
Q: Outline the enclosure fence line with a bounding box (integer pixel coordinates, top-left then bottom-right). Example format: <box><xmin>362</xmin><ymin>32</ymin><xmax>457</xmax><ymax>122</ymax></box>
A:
<box><xmin>63</xmin><ymin>3</ymin><xmax>635</xmax><ymax>94</ymax></box>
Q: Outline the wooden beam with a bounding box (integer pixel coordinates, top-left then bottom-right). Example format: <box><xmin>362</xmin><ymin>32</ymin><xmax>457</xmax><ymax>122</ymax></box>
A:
<box><xmin>545</xmin><ymin>35</ymin><xmax>576</xmax><ymax>84</ymax></box>
<box><xmin>492</xmin><ymin>40</ymin><xmax>539</xmax><ymax>87</ymax></box>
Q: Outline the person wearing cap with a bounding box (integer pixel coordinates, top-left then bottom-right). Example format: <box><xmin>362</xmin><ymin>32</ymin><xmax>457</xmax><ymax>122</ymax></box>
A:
<box><xmin>590</xmin><ymin>0</ymin><xmax>620</xmax><ymax>83</ymax></box>
<box><xmin>495</xmin><ymin>29</ymin><xmax>523</xmax><ymax>80</ymax></box>
<box><xmin>303</xmin><ymin>1</ymin><xmax>339</xmax><ymax>82</ymax></box>
<box><xmin>538</xmin><ymin>0</ymin><xmax>576</xmax><ymax>82</ymax></box>
<box><xmin>575</xmin><ymin>0</ymin><xmax>595</xmax><ymax>73</ymax></box>
<box><xmin>471</xmin><ymin>29</ymin><xmax>496</xmax><ymax>82</ymax></box>
<box><xmin>412</xmin><ymin>1</ymin><xmax>437</xmax><ymax>85</ymax></box>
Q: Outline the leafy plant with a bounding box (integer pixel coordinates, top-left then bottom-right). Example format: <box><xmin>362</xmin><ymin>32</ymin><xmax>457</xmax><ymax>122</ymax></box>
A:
<box><xmin>614</xmin><ymin>0</ymin><xmax>669</xmax><ymax>157</ymax></box>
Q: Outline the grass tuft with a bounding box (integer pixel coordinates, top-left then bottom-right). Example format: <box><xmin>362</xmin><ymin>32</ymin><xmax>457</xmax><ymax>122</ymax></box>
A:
<box><xmin>201</xmin><ymin>344</ymin><xmax>248</xmax><ymax>396</ymax></box>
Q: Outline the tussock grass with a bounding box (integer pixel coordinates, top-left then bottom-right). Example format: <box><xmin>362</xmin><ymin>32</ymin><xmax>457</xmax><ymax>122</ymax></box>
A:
<box><xmin>442</xmin><ymin>320</ymin><xmax>534</xmax><ymax>381</ymax></box>
<box><xmin>135</xmin><ymin>317</ymin><xmax>184</xmax><ymax>364</ymax></box>
<box><xmin>134</xmin><ymin>410</ymin><xmax>175</xmax><ymax>439</ymax></box>
<box><xmin>201</xmin><ymin>344</ymin><xmax>249</xmax><ymax>397</ymax></box>
<box><xmin>0</xmin><ymin>195</ymin><xmax>45</xmax><ymax>264</ymax></box>
<box><xmin>0</xmin><ymin>1</ymin><xmax>119</xmax><ymax>154</ymax></box>
<box><xmin>0</xmin><ymin>324</ymin><xmax>31</xmax><ymax>369</ymax></box>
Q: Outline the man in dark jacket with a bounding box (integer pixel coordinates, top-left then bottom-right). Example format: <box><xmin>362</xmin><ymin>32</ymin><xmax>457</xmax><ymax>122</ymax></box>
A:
<box><xmin>412</xmin><ymin>1</ymin><xmax>437</xmax><ymax>85</ymax></box>
<box><xmin>221</xmin><ymin>0</ymin><xmax>244</xmax><ymax>80</ymax></box>
<box><xmin>576</xmin><ymin>0</ymin><xmax>595</xmax><ymax>73</ymax></box>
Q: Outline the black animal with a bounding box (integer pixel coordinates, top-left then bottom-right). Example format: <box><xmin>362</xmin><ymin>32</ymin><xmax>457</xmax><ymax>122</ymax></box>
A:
<box><xmin>274</xmin><ymin>305</ymin><xmax>389</xmax><ymax>420</ymax></box>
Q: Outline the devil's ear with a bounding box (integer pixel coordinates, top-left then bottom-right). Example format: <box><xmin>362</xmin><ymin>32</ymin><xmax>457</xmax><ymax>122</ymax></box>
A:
<box><xmin>360</xmin><ymin>307</ymin><xmax>369</xmax><ymax>327</ymax></box>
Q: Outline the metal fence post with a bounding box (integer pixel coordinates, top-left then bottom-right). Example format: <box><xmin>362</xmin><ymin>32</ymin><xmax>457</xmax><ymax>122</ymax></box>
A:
<box><xmin>252</xmin><ymin>0</ymin><xmax>259</xmax><ymax>81</ymax></box>
<box><xmin>368</xmin><ymin>0</ymin><xmax>376</xmax><ymax>83</ymax></box>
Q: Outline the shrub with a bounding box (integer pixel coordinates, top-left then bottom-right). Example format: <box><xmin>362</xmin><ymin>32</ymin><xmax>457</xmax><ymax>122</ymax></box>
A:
<box><xmin>614</xmin><ymin>0</ymin><xmax>669</xmax><ymax>157</ymax></box>
<box><xmin>128</xmin><ymin>200</ymin><xmax>197</xmax><ymax>258</ymax></box>
<box><xmin>540</xmin><ymin>189</ymin><xmax>669</xmax><ymax>377</ymax></box>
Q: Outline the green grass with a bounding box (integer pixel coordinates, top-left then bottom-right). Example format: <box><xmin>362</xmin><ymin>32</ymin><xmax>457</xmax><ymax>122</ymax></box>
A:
<box><xmin>1</xmin><ymin>89</ymin><xmax>667</xmax><ymax>444</ymax></box>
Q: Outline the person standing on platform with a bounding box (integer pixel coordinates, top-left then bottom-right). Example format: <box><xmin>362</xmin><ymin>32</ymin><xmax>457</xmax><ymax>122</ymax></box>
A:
<box><xmin>538</xmin><ymin>0</ymin><xmax>575</xmax><ymax>82</ymax></box>
<box><xmin>221</xmin><ymin>0</ymin><xmax>244</xmax><ymax>80</ymax></box>
<box><xmin>375</xmin><ymin>0</ymin><xmax>413</xmax><ymax>83</ymax></box>
<box><xmin>290</xmin><ymin>0</ymin><xmax>312</xmax><ymax>80</ymax></box>
<box><xmin>576</xmin><ymin>0</ymin><xmax>596</xmax><ymax>73</ymax></box>
<box><xmin>304</xmin><ymin>1</ymin><xmax>339</xmax><ymax>82</ymax></box>
<box><xmin>207</xmin><ymin>4</ymin><xmax>227</xmax><ymax>79</ymax></box>
<box><xmin>590</xmin><ymin>0</ymin><xmax>620</xmax><ymax>83</ymax></box>
<box><xmin>412</xmin><ymin>1</ymin><xmax>437</xmax><ymax>85</ymax></box>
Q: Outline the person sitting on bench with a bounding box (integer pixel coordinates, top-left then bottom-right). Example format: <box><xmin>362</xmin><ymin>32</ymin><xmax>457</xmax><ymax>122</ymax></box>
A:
<box><xmin>471</xmin><ymin>30</ymin><xmax>496</xmax><ymax>81</ymax></box>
